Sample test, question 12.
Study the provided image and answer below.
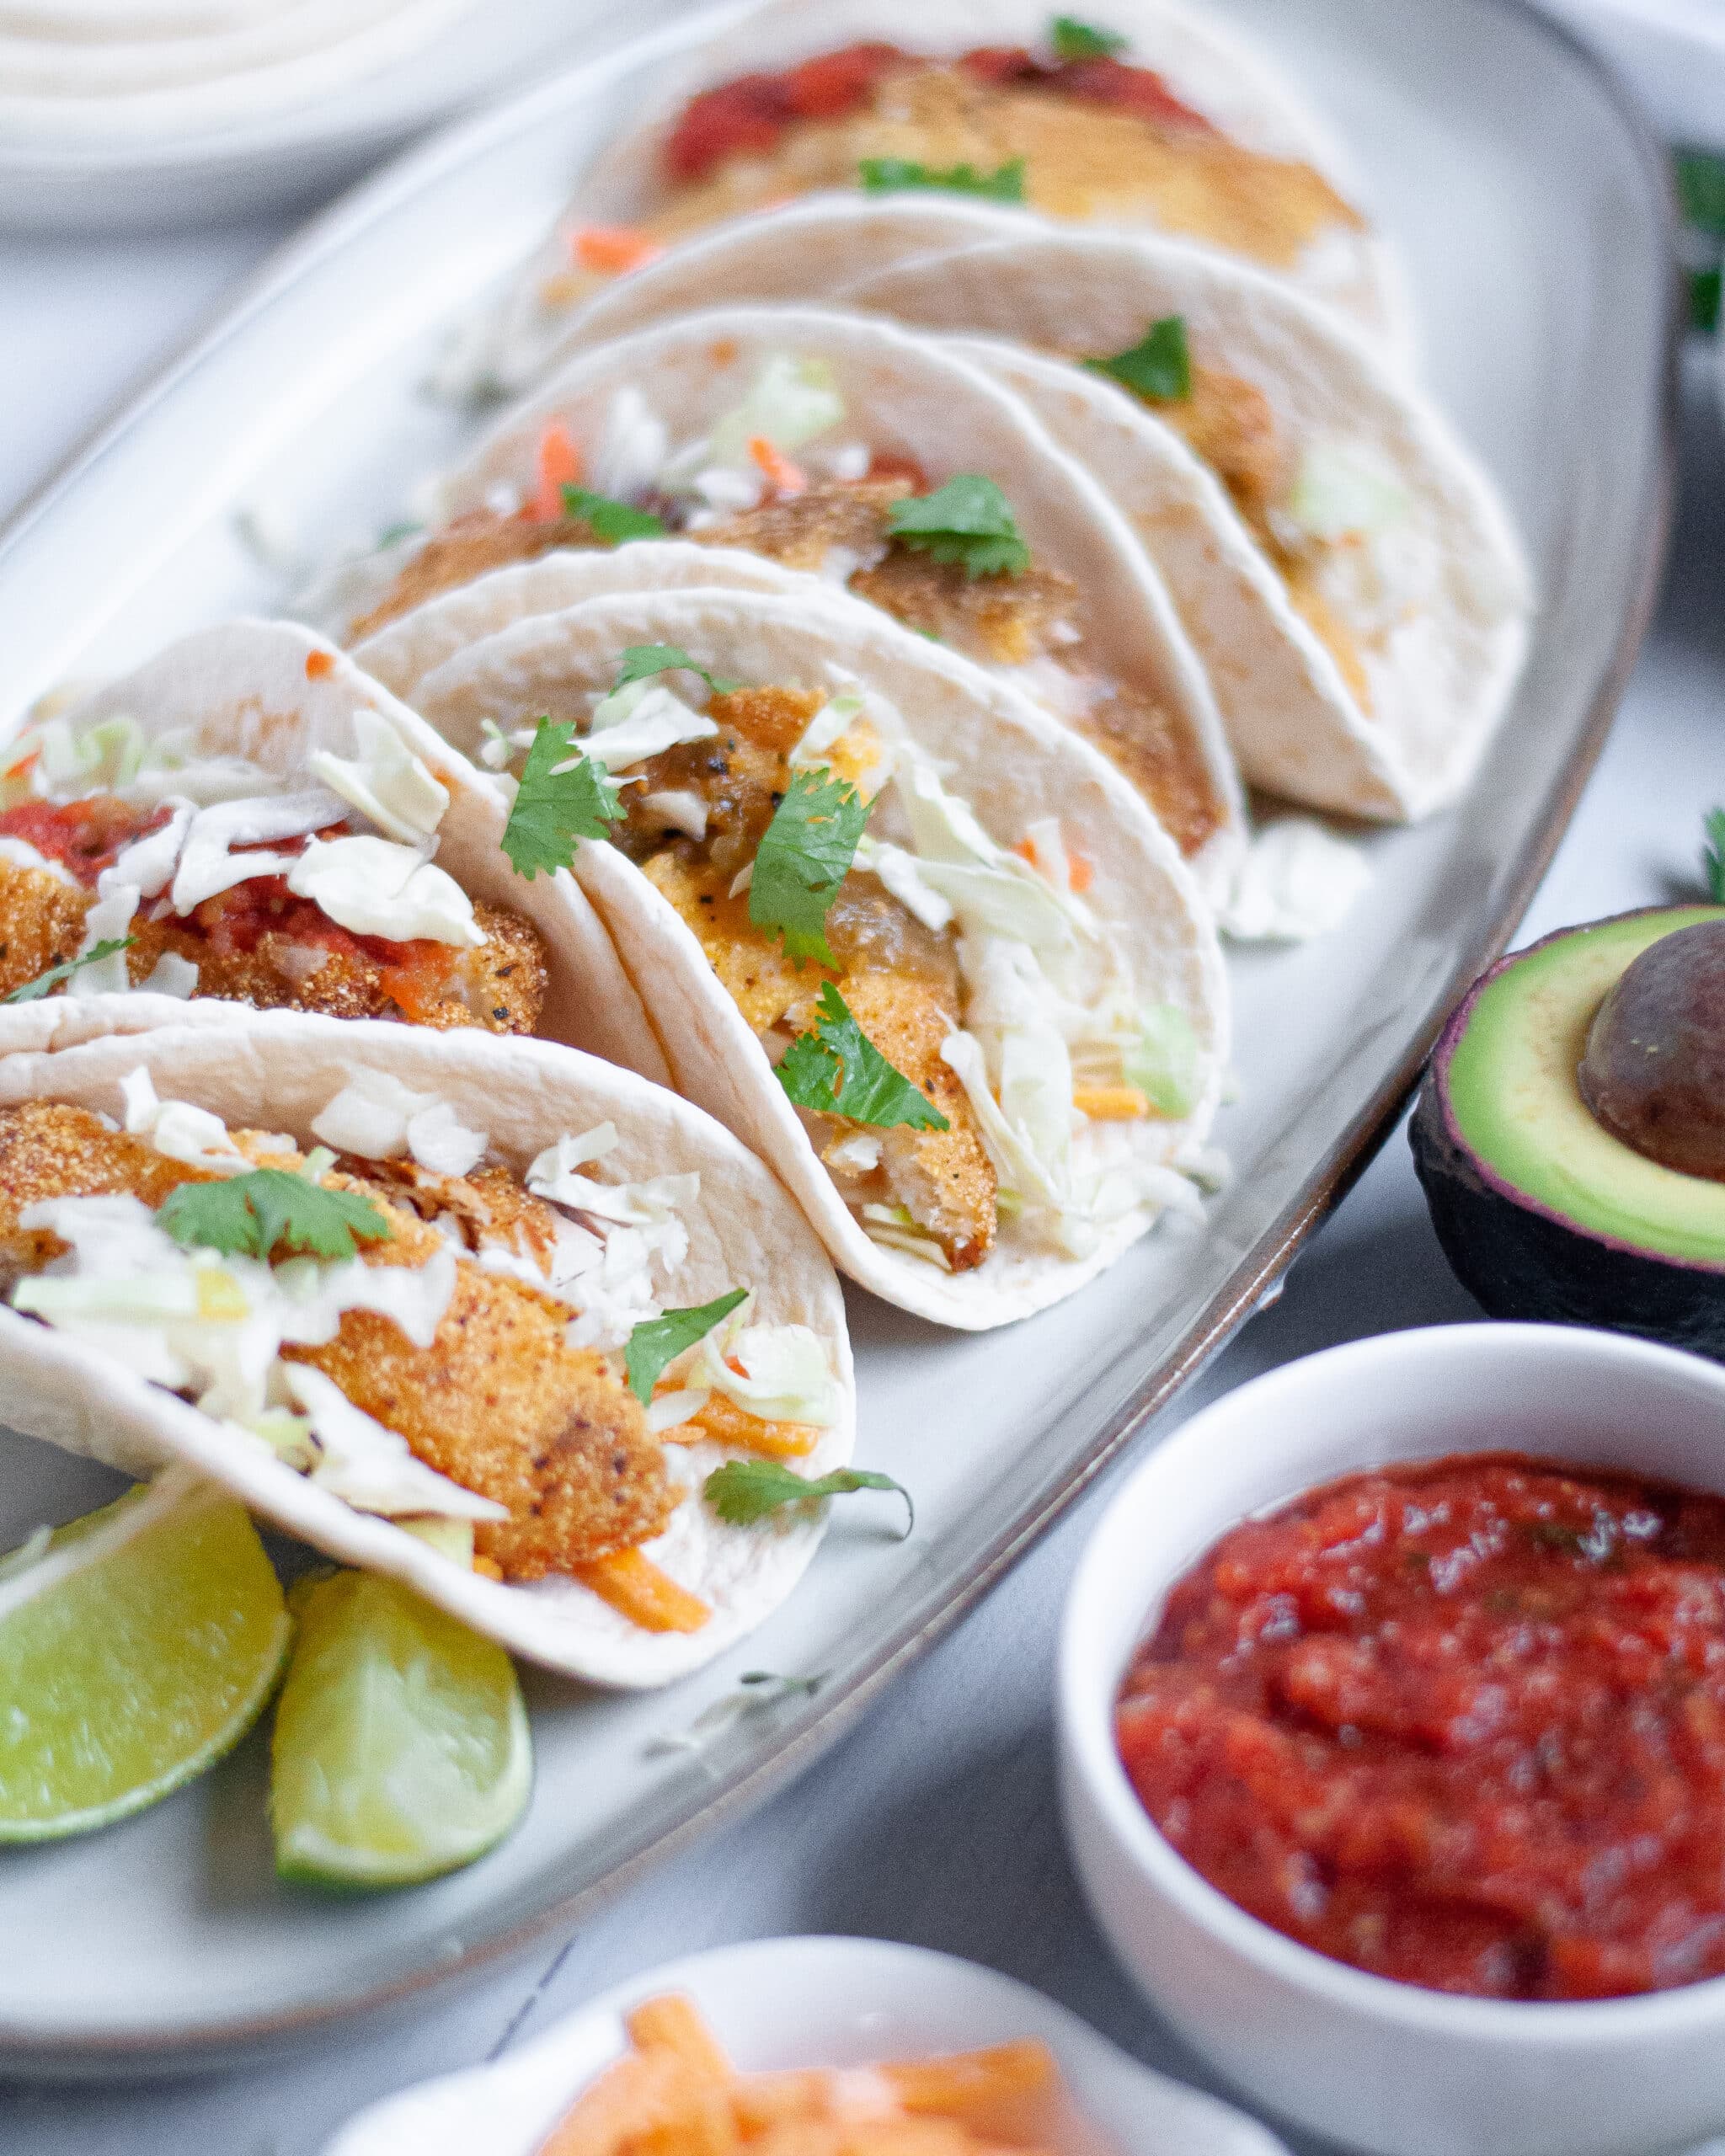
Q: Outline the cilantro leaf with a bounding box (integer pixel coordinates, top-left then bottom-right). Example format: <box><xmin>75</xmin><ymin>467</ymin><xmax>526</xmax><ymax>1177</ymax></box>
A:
<box><xmin>1050</xmin><ymin>13</ymin><xmax>1127</xmax><ymax>60</ymax></box>
<box><xmin>857</xmin><ymin>156</ymin><xmax>1027</xmax><ymax>205</ymax></box>
<box><xmin>612</xmin><ymin>643</ymin><xmax>740</xmax><ymax>697</ymax></box>
<box><xmin>377</xmin><ymin>519</ymin><xmax>424</xmax><ymax>548</ymax></box>
<box><xmin>885</xmin><ymin>474</ymin><xmax>1030</xmax><ymax>580</ymax></box>
<box><xmin>1085</xmin><ymin>314</ymin><xmax>1191</xmax><ymax>402</ymax></box>
<box><xmin>625</xmin><ymin>1288</ymin><xmax>748</xmax><ymax>1406</ymax></box>
<box><xmin>157</xmin><ymin>1169</ymin><xmax>393</xmax><ymax>1264</ymax></box>
<box><xmin>1678</xmin><ymin>150</ymin><xmax>1725</xmax><ymax>237</ymax></box>
<box><xmin>3</xmin><ymin>937</ymin><xmax>135</xmax><ymax>1005</ymax></box>
<box><xmin>1693</xmin><ymin>267</ymin><xmax>1722</xmax><ymax>335</ymax></box>
<box><xmin>562</xmin><ymin>484</ymin><xmax>665</xmax><ymax>544</ymax></box>
<box><xmin>1705</xmin><ymin>808</ymin><xmax>1725</xmax><ymax>903</ymax></box>
<box><xmin>703</xmin><ymin>1459</ymin><xmax>913</xmax><ymax>1535</ymax></box>
<box><xmin>749</xmin><ymin>769</ymin><xmax>868</xmax><ymax>965</ymax></box>
<box><xmin>501</xmin><ymin>717</ymin><xmax>625</xmax><ymax>879</ymax></box>
<box><xmin>776</xmin><ymin>982</ymin><xmax>949</xmax><ymax>1131</ymax></box>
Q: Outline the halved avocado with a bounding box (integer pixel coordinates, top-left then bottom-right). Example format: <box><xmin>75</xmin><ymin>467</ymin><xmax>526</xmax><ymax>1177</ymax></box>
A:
<box><xmin>1411</xmin><ymin>905</ymin><xmax>1725</xmax><ymax>1357</ymax></box>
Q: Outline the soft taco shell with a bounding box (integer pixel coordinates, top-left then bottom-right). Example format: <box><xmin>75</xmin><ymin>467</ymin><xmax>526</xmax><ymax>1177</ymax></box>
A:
<box><xmin>520</xmin><ymin>0</ymin><xmax>1405</xmax><ymax>358</ymax></box>
<box><xmin>0</xmin><ymin>617</ymin><xmax>671</xmax><ymax>1086</ymax></box>
<box><xmin>0</xmin><ymin>1016</ymin><xmax>855</xmax><ymax>1687</ymax></box>
<box><xmin>843</xmin><ymin>232</ymin><xmax>1532</xmax><ymax>820</ymax></box>
<box><xmin>410</xmin><ymin>304</ymin><xmax>1245</xmax><ymax>891</ymax></box>
<box><xmin>409</xmin><ymin>584</ymin><xmax>1228</xmax><ymax>1330</ymax></box>
<box><xmin>342</xmin><ymin>542</ymin><xmax>807</xmax><ymax>702</ymax></box>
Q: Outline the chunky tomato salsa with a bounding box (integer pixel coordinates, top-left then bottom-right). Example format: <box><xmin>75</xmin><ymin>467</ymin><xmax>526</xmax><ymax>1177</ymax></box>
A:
<box><xmin>665</xmin><ymin>40</ymin><xmax>1214</xmax><ymax>184</ymax></box>
<box><xmin>1116</xmin><ymin>1453</ymin><xmax>1725</xmax><ymax>2000</ymax></box>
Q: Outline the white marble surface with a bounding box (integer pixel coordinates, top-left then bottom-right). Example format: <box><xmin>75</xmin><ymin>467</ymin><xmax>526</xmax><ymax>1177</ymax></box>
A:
<box><xmin>0</xmin><ymin>226</ymin><xmax>1719</xmax><ymax>2156</ymax></box>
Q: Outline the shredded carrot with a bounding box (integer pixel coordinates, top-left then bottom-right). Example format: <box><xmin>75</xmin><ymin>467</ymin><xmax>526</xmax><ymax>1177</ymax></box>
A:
<box><xmin>574</xmin><ymin>1548</ymin><xmax>710</xmax><ymax>1634</ymax></box>
<box><xmin>628</xmin><ymin>1995</ymin><xmax>734</xmax><ymax>2081</ymax></box>
<box><xmin>695</xmin><ymin>1394</ymin><xmax>820</xmax><ymax>1460</ymax></box>
<box><xmin>531</xmin><ymin>419</ymin><xmax>584</xmax><ymax>521</ymax></box>
<box><xmin>1</xmin><ymin>747</ymin><xmax>39</xmax><ymax>782</ymax></box>
<box><xmin>571</xmin><ymin>224</ymin><xmax>665</xmax><ymax>276</ymax></box>
<box><xmin>747</xmin><ymin>435</ymin><xmax>805</xmax><ymax>497</ymax></box>
<box><xmin>538</xmin><ymin>2050</ymin><xmax>692</xmax><ymax>2156</ymax></box>
<box><xmin>536</xmin><ymin>1999</ymin><xmax>1071</xmax><ymax>2156</ymax></box>
<box><xmin>1071</xmin><ymin>1085</ymin><xmax>1151</xmax><ymax>1121</ymax></box>
<box><xmin>1014</xmin><ymin>833</ymin><xmax>1092</xmax><ymax>894</ymax></box>
<box><xmin>304</xmin><ymin>649</ymin><xmax>335</xmax><ymax>680</ymax></box>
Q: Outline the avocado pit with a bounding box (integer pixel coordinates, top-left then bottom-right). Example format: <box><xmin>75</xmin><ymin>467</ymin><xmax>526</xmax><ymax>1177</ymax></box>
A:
<box><xmin>1578</xmin><ymin>920</ymin><xmax>1725</xmax><ymax>1181</ymax></box>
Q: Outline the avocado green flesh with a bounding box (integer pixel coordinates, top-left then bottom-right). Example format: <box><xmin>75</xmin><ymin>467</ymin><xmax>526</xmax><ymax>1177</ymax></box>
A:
<box><xmin>1447</xmin><ymin>907</ymin><xmax>1725</xmax><ymax>1265</ymax></box>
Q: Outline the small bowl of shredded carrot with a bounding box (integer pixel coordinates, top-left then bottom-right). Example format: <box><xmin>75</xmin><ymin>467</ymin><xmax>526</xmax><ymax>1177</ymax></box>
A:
<box><xmin>321</xmin><ymin>1937</ymin><xmax>1287</xmax><ymax>2156</ymax></box>
<box><xmin>537</xmin><ymin>1991</ymin><xmax>1092</xmax><ymax>2156</ymax></box>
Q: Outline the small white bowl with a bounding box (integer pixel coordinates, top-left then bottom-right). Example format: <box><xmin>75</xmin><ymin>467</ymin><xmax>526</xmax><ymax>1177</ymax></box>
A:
<box><xmin>322</xmin><ymin>1935</ymin><xmax>1289</xmax><ymax>2156</ymax></box>
<box><xmin>1059</xmin><ymin>1322</ymin><xmax>1725</xmax><ymax>2156</ymax></box>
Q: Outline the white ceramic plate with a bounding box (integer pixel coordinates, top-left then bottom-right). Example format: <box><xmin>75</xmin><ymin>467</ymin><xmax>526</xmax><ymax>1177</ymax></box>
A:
<box><xmin>321</xmin><ymin>1935</ymin><xmax>1290</xmax><ymax>2156</ymax></box>
<box><xmin>1533</xmin><ymin>0</ymin><xmax>1725</xmax><ymax>147</ymax></box>
<box><xmin>0</xmin><ymin>0</ymin><xmax>682</xmax><ymax>233</ymax></box>
<box><xmin>0</xmin><ymin>0</ymin><xmax>1674</xmax><ymax>2073</ymax></box>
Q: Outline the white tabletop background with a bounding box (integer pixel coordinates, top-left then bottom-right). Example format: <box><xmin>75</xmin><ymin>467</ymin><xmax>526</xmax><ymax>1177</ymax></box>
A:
<box><xmin>0</xmin><ymin>211</ymin><xmax>1721</xmax><ymax>2156</ymax></box>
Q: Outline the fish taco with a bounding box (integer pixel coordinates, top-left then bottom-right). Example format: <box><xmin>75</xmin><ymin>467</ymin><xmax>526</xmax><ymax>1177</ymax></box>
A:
<box><xmin>482</xmin><ymin>203</ymin><xmax>1478</xmax><ymax>822</ymax></box>
<box><xmin>842</xmin><ymin>231</ymin><xmax>1533</xmax><ymax>820</ymax></box>
<box><xmin>0</xmin><ymin>618</ymin><xmax>666</xmax><ymax>1081</ymax></box>
<box><xmin>312</xmin><ymin>305</ymin><xmax>1244</xmax><ymax>889</ymax></box>
<box><xmin>408</xmin><ymin>584</ymin><xmax>1229</xmax><ymax>1329</ymax></box>
<box><xmin>0</xmin><ymin>1017</ymin><xmax>854</xmax><ymax>1686</ymax></box>
<box><xmin>468</xmin><ymin>0</ymin><xmax>1404</xmax><ymax>391</ymax></box>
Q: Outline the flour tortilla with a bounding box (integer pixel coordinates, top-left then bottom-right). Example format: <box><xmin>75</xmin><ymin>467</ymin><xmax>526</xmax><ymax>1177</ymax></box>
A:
<box><xmin>843</xmin><ymin>232</ymin><xmax>1533</xmax><ymax>821</ymax></box>
<box><xmin>473</xmin><ymin>0</ymin><xmax>1405</xmax><ymax>394</ymax></box>
<box><xmin>325</xmin><ymin>542</ymin><xmax>808</xmax><ymax>699</ymax></box>
<box><xmin>373</xmin><ymin>304</ymin><xmax>1245</xmax><ymax>894</ymax></box>
<box><xmin>487</xmin><ymin>195</ymin><xmax>1044</xmax><ymax>401</ymax></box>
<box><xmin>944</xmin><ymin>335</ymin><xmax>1410</xmax><ymax>820</ymax></box>
<box><xmin>0</xmin><ymin>618</ymin><xmax>670</xmax><ymax>1086</ymax></box>
<box><xmin>0</xmin><ymin>1017</ymin><xmax>855</xmax><ymax>1687</ymax></box>
<box><xmin>410</xmin><ymin>584</ymin><xmax>1228</xmax><ymax>1330</ymax></box>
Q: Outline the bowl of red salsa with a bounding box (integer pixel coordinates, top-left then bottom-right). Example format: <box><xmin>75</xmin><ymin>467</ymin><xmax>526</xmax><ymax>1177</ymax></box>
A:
<box><xmin>1058</xmin><ymin>1323</ymin><xmax>1725</xmax><ymax>2156</ymax></box>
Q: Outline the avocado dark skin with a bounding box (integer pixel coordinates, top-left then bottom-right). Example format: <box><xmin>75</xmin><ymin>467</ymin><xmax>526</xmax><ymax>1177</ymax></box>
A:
<box><xmin>1410</xmin><ymin>909</ymin><xmax>1725</xmax><ymax>1363</ymax></box>
<box><xmin>1578</xmin><ymin>920</ymin><xmax>1725</xmax><ymax>1181</ymax></box>
<box><xmin>1412</xmin><ymin>1077</ymin><xmax>1725</xmax><ymax>1358</ymax></box>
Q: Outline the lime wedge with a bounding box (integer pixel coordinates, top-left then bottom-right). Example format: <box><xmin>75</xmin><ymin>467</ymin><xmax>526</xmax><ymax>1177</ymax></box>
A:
<box><xmin>0</xmin><ymin>1467</ymin><xmax>291</xmax><ymax>1842</ymax></box>
<box><xmin>270</xmin><ymin>1571</ymin><xmax>531</xmax><ymax>1890</ymax></box>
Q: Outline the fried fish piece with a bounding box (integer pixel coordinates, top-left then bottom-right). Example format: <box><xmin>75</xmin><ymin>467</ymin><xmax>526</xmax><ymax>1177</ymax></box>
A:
<box><xmin>640</xmin><ymin>853</ymin><xmax>997</xmax><ymax>1270</ymax></box>
<box><xmin>0</xmin><ymin>860</ymin><xmax>96</xmax><ymax>1003</ymax></box>
<box><xmin>801</xmin><ymin>965</ymin><xmax>997</xmax><ymax>1273</ymax></box>
<box><xmin>696</xmin><ymin>483</ymin><xmax>1223</xmax><ymax>852</ymax></box>
<box><xmin>0</xmin><ymin>1105</ymin><xmax>672</xmax><ymax>1581</ymax></box>
<box><xmin>0</xmin><ymin>857</ymin><xmax>547</xmax><ymax>1035</ymax></box>
<box><xmin>346</xmin><ymin>510</ymin><xmax>604</xmax><ymax>643</ymax></box>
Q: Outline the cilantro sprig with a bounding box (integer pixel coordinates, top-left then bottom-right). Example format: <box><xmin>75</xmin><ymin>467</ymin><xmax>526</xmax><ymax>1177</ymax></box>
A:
<box><xmin>858</xmin><ymin>157</ymin><xmax>1027</xmax><ymax>204</ymax></box>
<box><xmin>3</xmin><ymin>937</ymin><xmax>136</xmax><ymax>1005</ymax></box>
<box><xmin>612</xmin><ymin>643</ymin><xmax>740</xmax><ymax>697</ymax></box>
<box><xmin>776</xmin><ymin>983</ymin><xmax>949</xmax><ymax>1131</ymax></box>
<box><xmin>157</xmin><ymin>1170</ymin><xmax>393</xmax><ymax>1265</ymax></box>
<box><xmin>749</xmin><ymin>770</ymin><xmax>868</xmax><ymax>965</ymax></box>
<box><xmin>704</xmin><ymin>1458</ymin><xmax>913</xmax><ymax>1536</ymax></box>
<box><xmin>562</xmin><ymin>485</ymin><xmax>665</xmax><ymax>544</ymax></box>
<box><xmin>1704</xmin><ymin>808</ymin><xmax>1725</xmax><ymax>904</ymax></box>
<box><xmin>625</xmin><ymin>1288</ymin><xmax>748</xmax><ymax>1406</ymax></box>
<box><xmin>1050</xmin><ymin>13</ymin><xmax>1127</xmax><ymax>59</ymax></box>
<box><xmin>1085</xmin><ymin>315</ymin><xmax>1191</xmax><ymax>403</ymax></box>
<box><xmin>886</xmin><ymin>475</ymin><xmax>1030</xmax><ymax>581</ymax></box>
<box><xmin>500</xmin><ymin>717</ymin><xmax>625</xmax><ymax>879</ymax></box>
